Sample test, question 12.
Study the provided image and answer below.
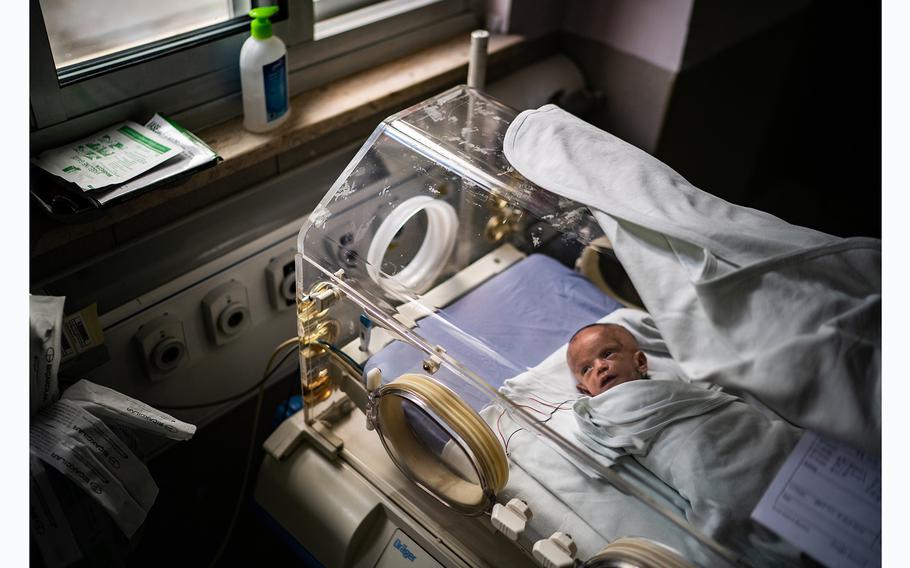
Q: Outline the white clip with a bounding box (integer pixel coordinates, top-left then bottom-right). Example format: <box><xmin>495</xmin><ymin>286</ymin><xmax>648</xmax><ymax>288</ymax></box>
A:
<box><xmin>422</xmin><ymin>354</ymin><xmax>442</xmax><ymax>374</ymax></box>
<box><xmin>365</xmin><ymin>368</ymin><xmax>382</xmax><ymax>431</ymax></box>
<box><xmin>422</xmin><ymin>345</ymin><xmax>447</xmax><ymax>374</ymax></box>
<box><xmin>491</xmin><ymin>498</ymin><xmax>532</xmax><ymax>541</ymax></box>
<box><xmin>366</xmin><ymin>368</ymin><xmax>382</xmax><ymax>391</ymax></box>
<box><xmin>532</xmin><ymin>532</ymin><xmax>577</xmax><ymax>568</ymax></box>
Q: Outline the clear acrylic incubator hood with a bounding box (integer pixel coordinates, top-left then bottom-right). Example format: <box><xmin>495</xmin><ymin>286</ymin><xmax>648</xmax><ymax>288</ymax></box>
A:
<box><xmin>287</xmin><ymin>86</ymin><xmax>785</xmax><ymax>567</ymax></box>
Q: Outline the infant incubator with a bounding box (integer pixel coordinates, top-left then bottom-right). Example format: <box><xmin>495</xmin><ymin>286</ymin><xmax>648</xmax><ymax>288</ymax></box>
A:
<box><xmin>254</xmin><ymin>86</ymin><xmax>808</xmax><ymax>568</ymax></box>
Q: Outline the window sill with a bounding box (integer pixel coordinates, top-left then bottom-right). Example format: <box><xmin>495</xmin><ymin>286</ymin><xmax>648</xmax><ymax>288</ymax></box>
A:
<box><xmin>31</xmin><ymin>32</ymin><xmax>555</xmax><ymax>274</ymax></box>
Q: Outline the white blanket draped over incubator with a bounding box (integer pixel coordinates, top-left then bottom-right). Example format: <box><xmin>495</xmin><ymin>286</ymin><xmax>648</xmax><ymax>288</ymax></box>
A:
<box><xmin>260</xmin><ymin>85</ymin><xmax>879</xmax><ymax>568</ymax></box>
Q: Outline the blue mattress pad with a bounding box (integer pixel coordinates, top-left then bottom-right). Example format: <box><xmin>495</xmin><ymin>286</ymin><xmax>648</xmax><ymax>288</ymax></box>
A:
<box><xmin>365</xmin><ymin>253</ymin><xmax>621</xmax><ymax>411</ymax></box>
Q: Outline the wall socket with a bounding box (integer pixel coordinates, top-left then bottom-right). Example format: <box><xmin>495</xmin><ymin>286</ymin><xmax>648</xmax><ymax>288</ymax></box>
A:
<box><xmin>201</xmin><ymin>280</ymin><xmax>251</xmax><ymax>346</ymax></box>
<box><xmin>265</xmin><ymin>249</ymin><xmax>296</xmax><ymax>311</ymax></box>
<box><xmin>134</xmin><ymin>313</ymin><xmax>189</xmax><ymax>381</ymax></box>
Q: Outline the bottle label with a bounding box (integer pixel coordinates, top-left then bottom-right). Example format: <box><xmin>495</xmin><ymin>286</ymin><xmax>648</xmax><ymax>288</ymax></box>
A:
<box><xmin>262</xmin><ymin>55</ymin><xmax>288</xmax><ymax>122</ymax></box>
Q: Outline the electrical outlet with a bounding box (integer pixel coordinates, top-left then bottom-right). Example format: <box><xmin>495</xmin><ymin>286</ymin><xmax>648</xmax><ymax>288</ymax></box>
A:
<box><xmin>266</xmin><ymin>249</ymin><xmax>296</xmax><ymax>311</ymax></box>
<box><xmin>201</xmin><ymin>280</ymin><xmax>251</xmax><ymax>346</ymax></box>
<box><xmin>134</xmin><ymin>313</ymin><xmax>188</xmax><ymax>381</ymax></box>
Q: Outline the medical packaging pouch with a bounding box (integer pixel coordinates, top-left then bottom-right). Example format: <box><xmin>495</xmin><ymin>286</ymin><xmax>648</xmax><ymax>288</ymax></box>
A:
<box><xmin>31</xmin><ymin>121</ymin><xmax>180</xmax><ymax>191</ymax></box>
<box><xmin>30</xmin><ymin>295</ymin><xmax>65</xmax><ymax>416</ymax></box>
<box><xmin>30</xmin><ymin>379</ymin><xmax>196</xmax><ymax>541</ymax></box>
<box><xmin>30</xmin><ymin>454</ymin><xmax>82</xmax><ymax>568</ymax></box>
<box><xmin>62</xmin><ymin>379</ymin><xmax>196</xmax><ymax>440</ymax></box>
<box><xmin>30</xmin><ymin>400</ymin><xmax>157</xmax><ymax>537</ymax></box>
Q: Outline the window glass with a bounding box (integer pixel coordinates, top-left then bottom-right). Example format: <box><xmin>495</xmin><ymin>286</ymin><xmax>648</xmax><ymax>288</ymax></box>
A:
<box><xmin>38</xmin><ymin>0</ymin><xmax>253</xmax><ymax>68</ymax></box>
<box><xmin>314</xmin><ymin>0</ymin><xmax>382</xmax><ymax>21</ymax></box>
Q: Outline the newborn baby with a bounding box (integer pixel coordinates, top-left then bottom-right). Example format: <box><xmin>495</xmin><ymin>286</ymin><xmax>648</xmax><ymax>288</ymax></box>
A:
<box><xmin>567</xmin><ymin>323</ymin><xmax>649</xmax><ymax>395</ymax></box>
<box><xmin>567</xmin><ymin>320</ymin><xmax>803</xmax><ymax>556</ymax></box>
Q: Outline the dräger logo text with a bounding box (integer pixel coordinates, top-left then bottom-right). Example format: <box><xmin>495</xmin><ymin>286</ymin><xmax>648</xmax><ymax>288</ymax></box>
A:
<box><xmin>394</xmin><ymin>538</ymin><xmax>416</xmax><ymax>562</ymax></box>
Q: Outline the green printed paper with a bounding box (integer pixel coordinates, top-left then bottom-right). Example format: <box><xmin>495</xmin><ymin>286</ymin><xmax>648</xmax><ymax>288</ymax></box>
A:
<box><xmin>31</xmin><ymin>121</ymin><xmax>180</xmax><ymax>191</ymax></box>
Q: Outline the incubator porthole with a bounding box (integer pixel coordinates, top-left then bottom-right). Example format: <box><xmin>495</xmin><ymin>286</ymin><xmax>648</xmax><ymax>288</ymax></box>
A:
<box><xmin>368</xmin><ymin>374</ymin><xmax>508</xmax><ymax>514</ymax></box>
<box><xmin>583</xmin><ymin>538</ymin><xmax>695</xmax><ymax>568</ymax></box>
<box><xmin>390</xmin><ymin>210</ymin><xmax>426</xmax><ymax>248</ymax></box>
<box><xmin>366</xmin><ymin>197</ymin><xmax>459</xmax><ymax>295</ymax></box>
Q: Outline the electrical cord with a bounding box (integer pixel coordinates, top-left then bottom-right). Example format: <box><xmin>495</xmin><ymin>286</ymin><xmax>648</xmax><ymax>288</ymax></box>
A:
<box><xmin>140</xmin><ymin>336</ymin><xmax>356</xmax><ymax>566</ymax></box>
<box><xmin>496</xmin><ymin>397</ymin><xmax>574</xmax><ymax>456</ymax></box>
<box><xmin>208</xmin><ymin>337</ymin><xmax>299</xmax><ymax>568</ymax></box>
<box><xmin>146</xmin><ymin>338</ymin><xmax>358</xmax><ymax>411</ymax></box>
<box><xmin>151</xmin><ymin>338</ymin><xmax>299</xmax><ymax>411</ymax></box>
<box><xmin>315</xmin><ymin>339</ymin><xmax>364</xmax><ymax>373</ymax></box>
<box><xmin>309</xmin><ymin>339</ymin><xmax>364</xmax><ymax>384</ymax></box>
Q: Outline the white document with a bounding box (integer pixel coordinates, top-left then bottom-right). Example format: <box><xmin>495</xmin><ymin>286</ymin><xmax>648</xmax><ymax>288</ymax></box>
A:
<box><xmin>31</xmin><ymin>121</ymin><xmax>179</xmax><ymax>191</ymax></box>
<box><xmin>93</xmin><ymin>114</ymin><xmax>218</xmax><ymax>205</ymax></box>
<box><xmin>751</xmin><ymin>431</ymin><xmax>881</xmax><ymax>568</ymax></box>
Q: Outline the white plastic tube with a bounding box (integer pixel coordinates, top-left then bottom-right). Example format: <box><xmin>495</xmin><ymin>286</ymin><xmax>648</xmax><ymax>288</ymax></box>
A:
<box><xmin>366</xmin><ymin>196</ymin><xmax>458</xmax><ymax>295</ymax></box>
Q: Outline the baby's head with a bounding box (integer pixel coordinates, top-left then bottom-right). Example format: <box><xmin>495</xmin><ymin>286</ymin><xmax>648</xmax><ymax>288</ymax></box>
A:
<box><xmin>567</xmin><ymin>323</ymin><xmax>648</xmax><ymax>396</ymax></box>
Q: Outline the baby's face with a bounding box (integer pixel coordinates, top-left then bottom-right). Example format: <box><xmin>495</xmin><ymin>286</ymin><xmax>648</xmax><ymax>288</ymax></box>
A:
<box><xmin>567</xmin><ymin>325</ymin><xmax>648</xmax><ymax>396</ymax></box>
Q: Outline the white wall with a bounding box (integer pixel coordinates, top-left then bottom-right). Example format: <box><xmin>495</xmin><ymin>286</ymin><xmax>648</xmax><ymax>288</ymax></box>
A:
<box><xmin>562</xmin><ymin>0</ymin><xmax>694</xmax><ymax>71</ymax></box>
<box><xmin>560</xmin><ymin>0</ymin><xmax>810</xmax><ymax>72</ymax></box>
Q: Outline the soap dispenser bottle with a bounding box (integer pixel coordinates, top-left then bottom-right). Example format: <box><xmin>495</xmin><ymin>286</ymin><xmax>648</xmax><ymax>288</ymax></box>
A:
<box><xmin>240</xmin><ymin>6</ymin><xmax>290</xmax><ymax>133</ymax></box>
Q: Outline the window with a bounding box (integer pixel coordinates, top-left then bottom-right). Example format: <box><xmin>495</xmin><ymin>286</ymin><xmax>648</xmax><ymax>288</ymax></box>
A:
<box><xmin>30</xmin><ymin>0</ymin><xmax>479</xmax><ymax>153</ymax></box>
<box><xmin>315</xmin><ymin>0</ymin><xmax>383</xmax><ymax>21</ymax></box>
<box><xmin>40</xmin><ymin>0</ymin><xmax>255</xmax><ymax>70</ymax></box>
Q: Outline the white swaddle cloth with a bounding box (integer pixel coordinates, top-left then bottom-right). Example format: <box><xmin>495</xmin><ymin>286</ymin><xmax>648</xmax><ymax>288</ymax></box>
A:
<box><xmin>480</xmin><ymin>307</ymin><xmax>805</xmax><ymax>566</ymax></box>
<box><xmin>481</xmin><ymin>309</ymin><xmax>720</xmax><ymax>564</ymax></box>
<box><xmin>503</xmin><ymin>105</ymin><xmax>881</xmax><ymax>455</ymax></box>
<box><xmin>574</xmin><ymin>380</ymin><xmax>803</xmax><ymax>545</ymax></box>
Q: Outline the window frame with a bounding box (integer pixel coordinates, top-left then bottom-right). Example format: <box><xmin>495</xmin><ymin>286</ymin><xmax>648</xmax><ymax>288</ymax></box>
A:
<box><xmin>29</xmin><ymin>0</ymin><xmax>481</xmax><ymax>155</ymax></box>
<box><xmin>53</xmin><ymin>1</ymin><xmax>291</xmax><ymax>87</ymax></box>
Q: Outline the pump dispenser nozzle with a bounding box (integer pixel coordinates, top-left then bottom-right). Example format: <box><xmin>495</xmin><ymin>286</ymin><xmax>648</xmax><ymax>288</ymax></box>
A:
<box><xmin>249</xmin><ymin>6</ymin><xmax>279</xmax><ymax>39</ymax></box>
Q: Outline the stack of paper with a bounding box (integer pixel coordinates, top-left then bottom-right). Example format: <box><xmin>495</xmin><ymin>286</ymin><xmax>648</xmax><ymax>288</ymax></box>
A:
<box><xmin>31</xmin><ymin>114</ymin><xmax>220</xmax><ymax>210</ymax></box>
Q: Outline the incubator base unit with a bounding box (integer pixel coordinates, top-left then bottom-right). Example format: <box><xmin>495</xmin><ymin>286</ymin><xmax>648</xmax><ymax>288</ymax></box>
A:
<box><xmin>255</xmin><ymin>378</ymin><xmax>532</xmax><ymax>567</ymax></box>
<box><xmin>254</xmin><ymin>86</ymin><xmax>793</xmax><ymax>567</ymax></box>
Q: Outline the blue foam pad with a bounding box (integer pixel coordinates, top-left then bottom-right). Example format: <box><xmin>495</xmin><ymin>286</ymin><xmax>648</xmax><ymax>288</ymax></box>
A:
<box><xmin>366</xmin><ymin>253</ymin><xmax>621</xmax><ymax>411</ymax></box>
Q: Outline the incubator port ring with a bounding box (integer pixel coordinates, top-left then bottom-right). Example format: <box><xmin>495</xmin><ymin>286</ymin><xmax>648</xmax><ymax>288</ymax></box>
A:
<box><xmin>366</xmin><ymin>196</ymin><xmax>458</xmax><ymax>295</ymax></box>
<box><xmin>584</xmin><ymin>537</ymin><xmax>695</xmax><ymax>568</ymax></box>
<box><xmin>370</xmin><ymin>373</ymin><xmax>508</xmax><ymax>514</ymax></box>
